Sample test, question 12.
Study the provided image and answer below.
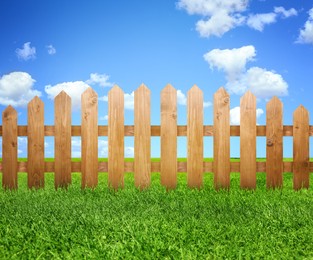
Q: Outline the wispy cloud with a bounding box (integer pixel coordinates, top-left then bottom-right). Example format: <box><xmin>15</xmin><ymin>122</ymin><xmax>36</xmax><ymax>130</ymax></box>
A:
<box><xmin>46</xmin><ymin>45</ymin><xmax>56</xmax><ymax>55</ymax></box>
<box><xmin>16</xmin><ymin>42</ymin><xmax>36</xmax><ymax>61</ymax></box>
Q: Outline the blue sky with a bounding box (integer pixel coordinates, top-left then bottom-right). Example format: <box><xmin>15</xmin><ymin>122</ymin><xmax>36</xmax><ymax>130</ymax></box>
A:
<box><xmin>0</xmin><ymin>0</ymin><xmax>313</xmax><ymax>158</ymax></box>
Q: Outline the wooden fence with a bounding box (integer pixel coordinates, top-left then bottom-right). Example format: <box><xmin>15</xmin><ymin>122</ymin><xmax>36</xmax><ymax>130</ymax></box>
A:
<box><xmin>0</xmin><ymin>85</ymin><xmax>311</xmax><ymax>191</ymax></box>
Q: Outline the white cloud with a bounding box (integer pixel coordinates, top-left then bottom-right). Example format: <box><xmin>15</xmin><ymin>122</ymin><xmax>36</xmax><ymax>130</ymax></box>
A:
<box><xmin>246</xmin><ymin>12</ymin><xmax>276</xmax><ymax>31</ymax></box>
<box><xmin>204</xmin><ymin>45</ymin><xmax>256</xmax><ymax>81</ymax></box>
<box><xmin>274</xmin><ymin>7</ymin><xmax>297</xmax><ymax>18</ymax></box>
<box><xmin>99</xmin><ymin>115</ymin><xmax>108</xmax><ymax>121</ymax></box>
<box><xmin>0</xmin><ymin>72</ymin><xmax>41</xmax><ymax>107</ymax></box>
<box><xmin>204</xmin><ymin>46</ymin><xmax>288</xmax><ymax>99</ymax></box>
<box><xmin>196</xmin><ymin>11</ymin><xmax>245</xmax><ymax>37</ymax></box>
<box><xmin>45</xmin><ymin>81</ymin><xmax>89</xmax><ymax>110</ymax></box>
<box><xmin>230</xmin><ymin>67</ymin><xmax>288</xmax><ymax>98</ymax></box>
<box><xmin>16</xmin><ymin>42</ymin><xmax>36</xmax><ymax>61</ymax></box>
<box><xmin>177</xmin><ymin>0</ymin><xmax>248</xmax><ymax>16</ymax></box>
<box><xmin>230</xmin><ymin>106</ymin><xmax>264</xmax><ymax>125</ymax></box>
<box><xmin>124</xmin><ymin>92</ymin><xmax>134</xmax><ymax>110</ymax></box>
<box><xmin>177</xmin><ymin>89</ymin><xmax>187</xmax><ymax>105</ymax></box>
<box><xmin>178</xmin><ymin>0</ymin><xmax>297</xmax><ymax>37</ymax></box>
<box><xmin>297</xmin><ymin>8</ymin><xmax>313</xmax><ymax>44</ymax></box>
<box><xmin>203</xmin><ymin>101</ymin><xmax>212</xmax><ymax>108</ymax></box>
<box><xmin>46</xmin><ymin>45</ymin><xmax>56</xmax><ymax>55</ymax></box>
<box><xmin>178</xmin><ymin>0</ymin><xmax>248</xmax><ymax>37</ymax></box>
<box><xmin>86</xmin><ymin>73</ymin><xmax>113</xmax><ymax>87</ymax></box>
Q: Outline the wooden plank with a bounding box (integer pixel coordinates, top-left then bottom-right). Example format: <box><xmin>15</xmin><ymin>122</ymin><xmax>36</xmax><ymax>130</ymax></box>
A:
<box><xmin>293</xmin><ymin>105</ymin><xmax>310</xmax><ymax>190</ymax></box>
<box><xmin>160</xmin><ymin>84</ymin><xmax>177</xmax><ymax>189</ymax></box>
<box><xmin>54</xmin><ymin>91</ymin><xmax>72</xmax><ymax>189</ymax></box>
<box><xmin>108</xmin><ymin>85</ymin><xmax>124</xmax><ymax>190</ymax></box>
<box><xmin>187</xmin><ymin>85</ymin><xmax>203</xmax><ymax>188</ymax></box>
<box><xmin>240</xmin><ymin>91</ymin><xmax>256</xmax><ymax>189</ymax></box>
<box><xmin>2</xmin><ymin>106</ymin><xmax>18</xmax><ymax>190</ymax></box>
<box><xmin>266</xmin><ymin>96</ymin><xmax>283</xmax><ymax>189</ymax></box>
<box><xmin>28</xmin><ymin>96</ymin><xmax>45</xmax><ymax>189</ymax></box>
<box><xmin>81</xmin><ymin>87</ymin><xmax>98</xmax><ymax>189</ymax></box>
<box><xmin>134</xmin><ymin>84</ymin><xmax>151</xmax><ymax>189</ymax></box>
<box><xmin>213</xmin><ymin>87</ymin><xmax>230</xmax><ymax>190</ymax></box>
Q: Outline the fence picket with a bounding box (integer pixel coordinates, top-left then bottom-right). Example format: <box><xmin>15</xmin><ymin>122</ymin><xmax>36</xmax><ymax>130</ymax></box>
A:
<box><xmin>160</xmin><ymin>84</ymin><xmax>177</xmax><ymax>189</ymax></box>
<box><xmin>81</xmin><ymin>87</ymin><xmax>98</xmax><ymax>189</ymax></box>
<box><xmin>28</xmin><ymin>96</ymin><xmax>45</xmax><ymax>189</ymax></box>
<box><xmin>187</xmin><ymin>85</ymin><xmax>203</xmax><ymax>188</ymax></box>
<box><xmin>213</xmin><ymin>87</ymin><xmax>230</xmax><ymax>190</ymax></box>
<box><xmin>293</xmin><ymin>105</ymin><xmax>310</xmax><ymax>190</ymax></box>
<box><xmin>266</xmin><ymin>96</ymin><xmax>283</xmax><ymax>189</ymax></box>
<box><xmin>108</xmin><ymin>85</ymin><xmax>124</xmax><ymax>190</ymax></box>
<box><xmin>134</xmin><ymin>84</ymin><xmax>151</xmax><ymax>189</ymax></box>
<box><xmin>2</xmin><ymin>106</ymin><xmax>18</xmax><ymax>190</ymax></box>
<box><xmin>240</xmin><ymin>91</ymin><xmax>256</xmax><ymax>189</ymax></box>
<box><xmin>55</xmin><ymin>91</ymin><xmax>72</xmax><ymax>189</ymax></box>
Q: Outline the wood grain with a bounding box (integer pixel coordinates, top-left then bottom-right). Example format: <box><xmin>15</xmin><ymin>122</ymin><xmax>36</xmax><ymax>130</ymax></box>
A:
<box><xmin>81</xmin><ymin>88</ymin><xmax>98</xmax><ymax>189</ymax></box>
<box><xmin>266</xmin><ymin>96</ymin><xmax>283</xmax><ymax>189</ymax></box>
<box><xmin>293</xmin><ymin>105</ymin><xmax>309</xmax><ymax>190</ymax></box>
<box><xmin>213</xmin><ymin>87</ymin><xmax>230</xmax><ymax>190</ymax></box>
<box><xmin>240</xmin><ymin>91</ymin><xmax>256</xmax><ymax>189</ymax></box>
<box><xmin>108</xmin><ymin>85</ymin><xmax>124</xmax><ymax>190</ymax></box>
<box><xmin>134</xmin><ymin>84</ymin><xmax>151</xmax><ymax>189</ymax></box>
<box><xmin>54</xmin><ymin>91</ymin><xmax>72</xmax><ymax>189</ymax></box>
<box><xmin>2</xmin><ymin>106</ymin><xmax>18</xmax><ymax>190</ymax></box>
<box><xmin>160</xmin><ymin>84</ymin><xmax>177</xmax><ymax>189</ymax></box>
<box><xmin>27</xmin><ymin>96</ymin><xmax>45</xmax><ymax>189</ymax></box>
<box><xmin>187</xmin><ymin>85</ymin><xmax>203</xmax><ymax>188</ymax></box>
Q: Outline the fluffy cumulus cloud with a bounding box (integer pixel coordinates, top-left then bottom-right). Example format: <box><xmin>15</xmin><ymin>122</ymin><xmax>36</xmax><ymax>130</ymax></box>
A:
<box><xmin>204</xmin><ymin>45</ymin><xmax>255</xmax><ymax>81</ymax></box>
<box><xmin>46</xmin><ymin>45</ymin><xmax>56</xmax><ymax>55</ymax></box>
<box><xmin>230</xmin><ymin>106</ymin><xmax>264</xmax><ymax>125</ymax></box>
<box><xmin>297</xmin><ymin>8</ymin><xmax>313</xmax><ymax>44</ymax></box>
<box><xmin>0</xmin><ymin>72</ymin><xmax>41</xmax><ymax>107</ymax></box>
<box><xmin>177</xmin><ymin>0</ymin><xmax>297</xmax><ymax>37</ymax></box>
<box><xmin>86</xmin><ymin>73</ymin><xmax>113</xmax><ymax>87</ymax></box>
<box><xmin>16</xmin><ymin>42</ymin><xmax>36</xmax><ymax>61</ymax></box>
<box><xmin>45</xmin><ymin>81</ymin><xmax>90</xmax><ymax>110</ymax></box>
<box><xmin>204</xmin><ymin>45</ymin><xmax>288</xmax><ymax>99</ymax></box>
<box><xmin>177</xmin><ymin>0</ymin><xmax>248</xmax><ymax>37</ymax></box>
<box><xmin>45</xmin><ymin>73</ymin><xmax>112</xmax><ymax>110</ymax></box>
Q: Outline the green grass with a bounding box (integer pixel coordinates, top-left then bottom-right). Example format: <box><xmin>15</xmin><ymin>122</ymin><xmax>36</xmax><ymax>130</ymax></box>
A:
<box><xmin>1</xmin><ymin>161</ymin><xmax>313</xmax><ymax>259</ymax></box>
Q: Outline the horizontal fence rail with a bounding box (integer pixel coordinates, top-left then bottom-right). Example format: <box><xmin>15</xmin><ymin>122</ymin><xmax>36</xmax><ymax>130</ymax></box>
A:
<box><xmin>0</xmin><ymin>85</ymin><xmax>312</xmax><ymax>191</ymax></box>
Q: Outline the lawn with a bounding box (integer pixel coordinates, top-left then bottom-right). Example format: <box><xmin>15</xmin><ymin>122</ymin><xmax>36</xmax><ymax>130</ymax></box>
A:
<box><xmin>0</xmin><ymin>159</ymin><xmax>313</xmax><ymax>259</ymax></box>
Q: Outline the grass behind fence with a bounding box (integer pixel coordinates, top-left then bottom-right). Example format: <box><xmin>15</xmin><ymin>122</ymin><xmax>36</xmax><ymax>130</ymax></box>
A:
<box><xmin>1</xmin><ymin>162</ymin><xmax>313</xmax><ymax>259</ymax></box>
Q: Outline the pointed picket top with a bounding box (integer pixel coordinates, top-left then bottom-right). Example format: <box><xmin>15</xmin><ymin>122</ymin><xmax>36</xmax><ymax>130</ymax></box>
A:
<box><xmin>293</xmin><ymin>105</ymin><xmax>309</xmax><ymax>118</ymax></box>
<box><xmin>214</xmin><ymin>87</ymin><xmax>229</xmax><ymax>99</ymax></box>
<box><xmin>188</xmin><ymin>84</ymin><xmax>202</xmax><ymax>95</ymax></box>
<box><xmin>109</xmin><ymin>84</ymin><xmax>124</xmax><ymax>95</ymax></box>
<box><xmin>3</xmin><ymin>105</ymin><xmax>17</xmax><ymax>119</ymax></box>
<box><xmin>162</xmin><ymin>83</ymin><xmax>176</xmax><ymax>93</ymax></box>
<box><xmin>241</xmin><ymin>90</ymin><xmax>256</xmax><ymax>102</ymax></box>
<box><xmin>28</xmin><ymin>96</ymin><xmax>43</xmax><ymax>107</ymax></box>
<box><xmin>82</xmin><ymin>87</ymin><xmax>98</xmax><ymax>99</ymax></box>
<box><xmin>266</xmin><ymin>96</ymin><xmax>282</xmax><ymax>109</ymax></box>
<box><xmin>55</xmin><ymin>90</ymin><xmax>71</xmax><ymax>101</ymax></box>
<box><xmin>136</xmin><ymin>83</ymin><xmax>150</xmax><ymax>93</ymax></box>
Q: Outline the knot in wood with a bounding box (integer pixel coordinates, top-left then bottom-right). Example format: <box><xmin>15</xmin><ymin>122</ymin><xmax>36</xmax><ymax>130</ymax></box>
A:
<box><xmin>267</xmin><ymin>139</ymin><xmax>273</xmax><ymax>147</ymax></box>
<box><xmin>223</xmin><ymin>97</ymin><xmax>230</xmax><ymax>104</ymax></box>
<box><xmin>171</xmin><ymin>113</ymin><xmax>177</xmax><ymax>120</ymax></box>
<box><xmin>91</xmin><ymin>97</ymin><xmax>97</xmax><ymax>104</ymax></box>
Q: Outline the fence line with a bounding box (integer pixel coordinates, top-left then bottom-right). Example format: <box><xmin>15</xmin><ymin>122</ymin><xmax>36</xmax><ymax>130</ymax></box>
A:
<box><xmin>0</xmin><ymin>84</ymin><xmax>311</xmax><ymax>191</ymax></box>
